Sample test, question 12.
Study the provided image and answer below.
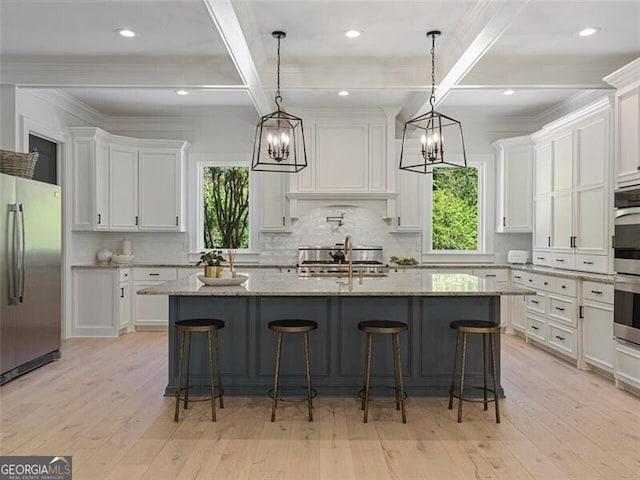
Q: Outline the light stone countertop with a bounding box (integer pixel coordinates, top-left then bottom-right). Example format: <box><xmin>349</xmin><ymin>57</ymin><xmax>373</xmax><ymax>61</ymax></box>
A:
<box><xmin>511</xmin><ymin>265</ymin><xmax>614</xmax><ymax>284</ymax></box>
<box><xmin>137</xmin><ymin>271</ymin><xmax>535</xmax><ymax>297</ymax></box>
<box><xmin>70</xmin><ymin>263</ymin><xmax>290</xmax><ymax>269</ymax></box>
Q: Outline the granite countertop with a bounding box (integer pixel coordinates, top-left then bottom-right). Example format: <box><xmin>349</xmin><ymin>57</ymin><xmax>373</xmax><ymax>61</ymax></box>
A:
<box><xmin>71</xmin><ymin>263</ymin><xmax>290</xmax><ymax>269</ymax></box>
<box><xmin>510</xmin><ymin>265</ymin><xmax>614</xmax><ymax>284</ymax></box>
<box><xmin>137</xmin><ymin>271</ymin><xmax>535</xmax><ymax>297</ymax></box>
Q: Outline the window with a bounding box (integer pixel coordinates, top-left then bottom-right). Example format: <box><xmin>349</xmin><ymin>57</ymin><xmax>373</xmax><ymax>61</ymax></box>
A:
<box><xmin>201</xmin><ymin>166</ymin><xmax>250</xmax><ymax>249</ymax></box>
<box><xmin>431</xmin><ymin>166</ymin><xmax>479</xmax><ymax>251</ymax></box>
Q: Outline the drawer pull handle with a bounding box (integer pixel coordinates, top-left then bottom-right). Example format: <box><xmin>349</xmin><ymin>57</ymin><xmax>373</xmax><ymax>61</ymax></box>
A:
<box><xmin>120</xmin><ymin>287</ymin><xmax>124</xmax><ymax>298</ymax></box>
<box><xmin>554</xmin><ymin>335</ymin><xmax>565</xmax><ymax>341</ymax></box>
<box><xmin>555</xmin><ymin>307</ymin><xmax>565</xmax><ymax>312</ymax></box>
<box><xmin>514</xmin><ymin>275</ymin><xmax>522</xmax><ymax>279</ymax></box>
<box><xmin>590</xmin><ymin>290</ymin><xmax>603</xmax><ymax>295</ymax></box>
<box><xmin>556</xmin><ymin>259</ymin><xmax>565</xmax><ymax>263</ymax></box>
<box><xmin>531</xmin><ymin>300</ymin><xmax>539</xmax><ymax>304</ymax></box>
<box><xmin>583</xmin><ymin>261</ymin><xmax>594</xmax><ymax>265</ymax></box>
<box><xmin>485</xmin><ymin>274</ymin><xmax>496</xmax><ymax>277</ymax></box>
<box><xmin>537</xmin><ymin>257</ymin><xmax>545</xmax><ymax>260</ymax></box>
<box><xmin>149</xmin><ymin>273</ymin><xmax>160</xmax><ymax>276</ymax></box>
<box><xmin>531</xmin><ymin>325</ymin><xmax>539</xmax><ymax>330</ymax></box>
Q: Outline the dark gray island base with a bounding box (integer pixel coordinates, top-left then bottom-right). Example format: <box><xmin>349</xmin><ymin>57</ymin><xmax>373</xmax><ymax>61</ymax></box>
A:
<box><xmin>165</xmin><ymin>294</ymin><xmax>502</xmax><ymax>397</ymax></box>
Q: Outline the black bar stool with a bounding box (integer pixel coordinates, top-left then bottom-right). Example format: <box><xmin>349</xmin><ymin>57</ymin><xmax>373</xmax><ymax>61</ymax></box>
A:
<box><xmin>448</xmin><ymin>319</ymin><xmax>500</xmax><ymax>424</ymax></box>
<box><xmin>174</xmin><ymin>318</ymin><xmax>225</xmax><ymax>422</ymax></box>
<box><xmin>358</xmin><ymin>320</ymin><xmax>408</xmax><ymax>423</ymax></box>
<box><xmin>268</xmin><ymin>319</ymin><xmax>318</xmax><ymax>422</ymax></box>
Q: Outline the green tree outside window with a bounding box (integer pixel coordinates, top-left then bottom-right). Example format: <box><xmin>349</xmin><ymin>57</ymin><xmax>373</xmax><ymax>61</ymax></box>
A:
<box><xmin>202</xmin><ymin>166</ymin><xmax>249</xmax><ymax>249</ymax></box>
<box><xmin>432</xmin><ymin>167</ymin><xmax>478</xmax><ymax>250</ymax></box>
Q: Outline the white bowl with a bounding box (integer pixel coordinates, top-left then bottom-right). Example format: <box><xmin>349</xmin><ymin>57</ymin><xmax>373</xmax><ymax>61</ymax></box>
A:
<box><xmin>197</xmin><ymin>274</ymin><xmax>248</xmax><ymax>286</ymax></box>
<box><xmin>111</xmin><ymin>254</ymin><xmax>135</xmax><ymax>264</ymax></box>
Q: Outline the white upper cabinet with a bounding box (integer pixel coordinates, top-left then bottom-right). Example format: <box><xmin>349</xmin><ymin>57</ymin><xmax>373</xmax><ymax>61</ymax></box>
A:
<box><xmin>494</xmin><ymin>136</ymin><xmax>533</xmax><ymax>232</ymax></box>
<box><xmin>109</xmin><ymin>143</ymin><xmax>138</xmax><ymax>230</ymax></box>
<box><xmin>531</xmin><ymin>97</ymin><xmax>613</xmax><ymax>273</ymax></box>
<box><xmin>138</xmin><ymin>148</ymin><xmax>183</xmax><ymax>231</ymax></box>
<box><xmin>259</xmin><ymin>171</ymin><xmax>288</xmax><ymax>232</ymax></box>
<box><xmin>604</xmin><ymin>58</ymin><xmax>640</xmax><ymax>189</ymax></box>
<box><xmin>69</xmin><ymin>127</ymin><xmax>188</xmax><ymax>232</ymax></box>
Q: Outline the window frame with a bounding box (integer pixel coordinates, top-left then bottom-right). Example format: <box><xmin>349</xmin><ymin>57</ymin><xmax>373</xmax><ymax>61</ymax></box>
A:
<box><xmin>421</xmin><ymin>153</ymin><xmax>495</xmax><ymax>260</ymax></box>
<box><xmin>194</xmin><ymin>160</ymin><xmax>256</xmax><ymax>254</ymax></box>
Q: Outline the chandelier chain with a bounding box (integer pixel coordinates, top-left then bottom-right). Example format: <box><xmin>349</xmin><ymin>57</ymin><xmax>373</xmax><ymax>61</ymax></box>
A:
<box><xmin>429</xmin><ymin>33</ymin><xmax>436</xmax><ymax>111</ymax></box>
<box><xmin>275</xmin><ymin>35</ymin><xmax>283</xmax><ymax>109</ymax></box>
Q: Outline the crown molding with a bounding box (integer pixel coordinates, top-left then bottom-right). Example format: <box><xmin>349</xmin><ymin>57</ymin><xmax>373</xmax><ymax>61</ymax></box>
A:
<box><xmin>539</xmin><ymin>95</ymin><xmax>612</xmax><ymax>134</ymax></box>
<box><xmin>21</xmin><ymin>88</ymin><xmax>105</xmax><ymax>127</ymax></box>
<box><xmin>603</xmin><ymin>57</ymin><xmax>640</xmax><ymax>89</ymax></box>
<box><xmin>534</xmin><ymin>89</ymin><xmax>612</xmax><ymax>125</ymax></box>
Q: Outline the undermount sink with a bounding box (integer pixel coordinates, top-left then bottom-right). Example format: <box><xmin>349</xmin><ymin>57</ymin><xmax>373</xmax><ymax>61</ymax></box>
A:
<box><xmin>302</xmin><ymin>272</ymin><xmax>388</xmax><ymax>278</ymax></box>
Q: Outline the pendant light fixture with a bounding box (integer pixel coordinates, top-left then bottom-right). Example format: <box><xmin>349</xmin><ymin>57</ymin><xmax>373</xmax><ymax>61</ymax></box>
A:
<box><xmin>251</xmin><ymin>31</ymin><xmax>307</xmax><ymax>173</ymax></box>
<box><xmin>399</xmin><ymin>31</ymin><xmax>467</xmax><ymax>174</ymax></box>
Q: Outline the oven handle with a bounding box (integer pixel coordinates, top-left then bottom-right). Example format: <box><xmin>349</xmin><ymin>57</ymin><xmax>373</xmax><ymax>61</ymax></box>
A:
<box><xmin>615</xmin><ymin>207</ymin><xmax>640</xmax><ymax>221</ymax></box>
<box><xmin>615</xmin><ymin>275</ymin><xmax>640</xmax><ymax>294</ymax></box>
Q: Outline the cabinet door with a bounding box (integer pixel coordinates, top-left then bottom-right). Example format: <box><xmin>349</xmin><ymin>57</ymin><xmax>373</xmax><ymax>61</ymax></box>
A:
<box><xmin>616</xmin><ymin>86</ymin><xmax>640</xmax><ymax>188</ymax></box>
<box><xmin>533</xmin><ymin>195</ymin><xmax>552</xmax><ymax>250</ymax></box>
<box><xmin>259</xmin><ymin>171</ymin><xmax>287</xmax><ymax>231</ymax></box>
<box><xmin>95</xmin><ymin>140</ymin><xmax>109</xmax><ymax>230</ymax></box>
<box><xmin>134</xmin><ymin>281</ymin><xmax>168</xmax><ymax>327</ymax></box>
<box><xmin>511</xmin><ymin>295</ymin><xmax>527</xmax><ymax>332</ymax></box>
<box><xmin>396</xmin><ymin>168</ymin><xmax>423</xmax><ymax>231</ymax></box>
<box><xmin>534</xmin><ymin>142</ymin><xmax>552</xmax><ymax>195</ymax></box>
<box><xmin>576</xmin><ymin>116</ymin><xmax>608</xmax><ymax>189</ymax></box>
<box><xmin>552</xmin><ymin>191</ymin><xmax>573</xmax><ymax>250</ymax></box>
<box><xmin>119</xmin><ymin>282</ymin><xmax>130</xmax><ymax>331</ymax></box>
<box><xmin>315</xmin><ymin>125</ymin><xmax>368</xmax><ymax>191</ymax></box>
<box><xmin>583</xmin><ymin>302</ymin><xmax>614</xmax><ymax>373</ymax></box>
<box><xmin>500</xmin><ymin>145</ymin><xmax>532</xmax><ymax>232</ymax></box>
<box><xmin>109</xmin><ymin>144</ymin><xmax>138</xmax><ymax>230</ymax></box>
<box><xmin>138</xmin><ymin>148</ymin><xmax>182</xmax><ymax>231</ymax></box>
<box><xmin>575</xmin><ymin>185</ymin><xmax>607</xmax><ymax>255</ymax></box>
<box><xmin>552</xmin><ymin>131</ymin><xmax>573</xmax><ymax>191</ymax></box>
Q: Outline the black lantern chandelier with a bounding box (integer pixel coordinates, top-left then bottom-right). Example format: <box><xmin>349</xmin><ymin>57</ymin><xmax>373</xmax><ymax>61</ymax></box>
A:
<box><xmin>399</xmin><ymin>31</ymin><xmax>467</xmax><ymax>174</ymax></box>
<box><xmin>251</xmin><ymin>31</ymin><xmax>307</xmax><ymax>173</ymax></box>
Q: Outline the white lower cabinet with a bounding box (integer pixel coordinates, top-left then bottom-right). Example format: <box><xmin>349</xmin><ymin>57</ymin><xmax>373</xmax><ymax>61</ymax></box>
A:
<box><xmin>615</xmin><ymin>341</ymin><xmax>640</xmax><ymax>391</ymax></box>
<box><xmin>72</xmin><ymin>268</ymin><xmax>130</xmax><ymax>337</ymax></box>
<box><xmin>133</xmin><ymin>268</ymin><xmax>177</xmax><ymax>329</ymax></box>
<box><xmin>581</xmin><ymin>280</ymin><xmax>614</xmax><ymax>373</ymax></box>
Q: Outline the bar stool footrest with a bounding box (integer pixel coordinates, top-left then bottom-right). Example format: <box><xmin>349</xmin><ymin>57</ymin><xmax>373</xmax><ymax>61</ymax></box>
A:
<box><xmin>449</xmin><ymin>386</ymin><xmax>497</xmax><ymax>403</ymax></box>
<box><xmin>357</xmin><ymin>385</ymin><xmax>408</xmax><ymax>403</ymax></box>
<box><xmin>268</xmin><ymin>385</ymin><xmax>318</xmax><ymax>402</ymax></box>
<box><xmin>176</xmin><ymin>385</ymin><xmax>225</xmax><ymax>402</ymax></box>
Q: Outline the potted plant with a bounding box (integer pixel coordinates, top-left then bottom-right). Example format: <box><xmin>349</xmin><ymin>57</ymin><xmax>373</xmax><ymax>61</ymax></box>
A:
<box><xmin>197</xmin><ymin>250</ymin><xmax>225</xmax><ymax>278</ymax></box>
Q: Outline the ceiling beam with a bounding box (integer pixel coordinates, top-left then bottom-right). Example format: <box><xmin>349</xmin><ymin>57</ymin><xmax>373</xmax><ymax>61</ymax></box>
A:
<box><xmin>203</xmin><ymin>0</ymin><xmax>271</xmax><ymax>116</ymax></box>
<box><xmin>402</xmin><ymin>0</ymin><xmax>530</xmax><ymax>121</ymax></box>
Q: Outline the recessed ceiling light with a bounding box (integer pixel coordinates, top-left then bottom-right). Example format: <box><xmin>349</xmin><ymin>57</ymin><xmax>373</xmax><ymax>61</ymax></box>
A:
<box><xmin>578</xmin><ymin>27</ymin><xmax>601</xmax><ymax>37</ymax></box>
<box><xmin>338</xmin><ymin>90</ymin><xmax>349</xmax><ymax>96</ymax></box>
<box><xmin>503</xmin><ymin>89</ymin><xmax>515</xmax><ymax>96</ymax></box>
<box><xmin>116</xmin><ymin>28</ymin><xmax>136</xmax><ymax>38</ymax></box>
<box><xmin>345</xmin><ymin>30</ymin><xmax>361</xmax><ymax>39</ymax></box>
<box><xmin>175</xmin><ymin>90</ymin><xmax>188</xmax><ymax>96</ymax></box>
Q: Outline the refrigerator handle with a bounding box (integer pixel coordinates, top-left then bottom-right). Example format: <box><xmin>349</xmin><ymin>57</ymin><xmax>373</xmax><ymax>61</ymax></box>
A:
<box><xmin>19</xmin><ymin>203</ymin><xmax>25</xmax><ymax>303</ymax></box>
<box><xmin>8</xmin><ymin>204</ymin><xmax>19</xmax><ymax>304</ymax></box>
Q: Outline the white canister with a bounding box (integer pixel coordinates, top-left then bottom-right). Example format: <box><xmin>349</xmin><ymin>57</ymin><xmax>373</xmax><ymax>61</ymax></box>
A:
<box><xmin>96</xmin><ymin>248</ymin><xmax>113</xmax><ymax>265</ymax></box>
<box><xmin>121</xmin><ymin>238</ymin><xmax>132</xmax><ymax>255</ymax></box>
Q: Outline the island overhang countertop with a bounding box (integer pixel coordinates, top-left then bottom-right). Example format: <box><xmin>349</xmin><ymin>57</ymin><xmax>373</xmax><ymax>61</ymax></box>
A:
<box><xmin>137</xmin><ymin>271</ymin><xmax>535</xmax><ymax>297</ymax></box>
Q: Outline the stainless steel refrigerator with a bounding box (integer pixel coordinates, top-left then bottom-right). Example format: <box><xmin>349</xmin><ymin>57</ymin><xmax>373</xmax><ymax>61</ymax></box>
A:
<box><xmin>1</xmin><ymin>172</ymin><xmax>61</xmax><ymax>385</ymax></box>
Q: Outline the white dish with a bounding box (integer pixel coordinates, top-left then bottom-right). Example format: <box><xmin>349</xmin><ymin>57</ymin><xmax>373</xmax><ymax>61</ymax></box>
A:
<box><xmin>111</xmin><ymin>254</ymin><xmax>135</xmax><ymax>264</ymax></box>
<box><xmin>197</xmin><ymin>274</ymin><xmax>248</xmax><ymax>286</ymax></box>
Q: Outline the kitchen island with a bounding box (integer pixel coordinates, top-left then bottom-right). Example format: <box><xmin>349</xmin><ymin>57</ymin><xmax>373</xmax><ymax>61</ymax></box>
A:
<box><xmin>138</xmin><ymin>271</ymin><xmax>534</xmax><ymax>397</ymax></box>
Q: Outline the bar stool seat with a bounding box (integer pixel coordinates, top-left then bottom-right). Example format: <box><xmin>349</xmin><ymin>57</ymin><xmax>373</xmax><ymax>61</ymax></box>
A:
<box><xmin>448</xmin><ymin>319</ymin><xmax>500</xmax><ymax>424</ymax></box>
<box><xmin>358</xmin><ymin>319</ymin><xmax>408</xmax><ymax>423</ymax></box>
<box><xmin>174</xmin><ymin>318</ymin><xmax>225</xmax><ymax>422</ymax></box>
<box><xmin>268</xmin><ymin>319</ymin><xmax>318</xmax><ymax>422</ymax></box>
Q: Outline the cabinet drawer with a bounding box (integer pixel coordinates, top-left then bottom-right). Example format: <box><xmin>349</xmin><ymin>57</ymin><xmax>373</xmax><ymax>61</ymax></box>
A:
<box><xmin>550</xmin><ymin>252</ymin><xmax>576</xmax><ymax>270</ymax></box>
<box><xmin>524</xmin><ymin>273</ymin><xmax>541</xmax><ymax>289</ymax></box>
<box><xmin>575</xmin><ymin>254</ymin><xmax>609</xmax><ymax>274</ymax></box>
<box><xmin>511</xmin><ymin>271</ymin><xmax>528</xmax><ymax>285</ymax></box>
<box><xmin>532</xmin><ymin>251</ymin><xmax>551</xmax><ymax>267</ymax></box>
<box><xmin>548</xmin><ymin>323</ymin><xmax>577</xmax><ymax>359</ymax></box>
<box><xmin>526</xmin><ymin>293</ymin><xmax>547</xmax><ymax>315</ymax></box>
<box><xmin>526</xmin><ymin>316</ymin><xmax>547</xmax><ymax>342</ymax></box>
<box><xmin>134</xmin><ymin>268</ymin><xmax>177</xmax><ymax>281</ymax></box>
<box><xmin>549</xmin><ymin>296</ymin><xmax>577</xmax><ymax>328</ymax></box>
<box><xmin>554</xmin><ymin>277</ymin><xmax>577</xmax><ymax>297</ymax></box>
<box><xmin>473</xmin><ymin>268</ymin><xmax>508</xmax><ymax>282</ymax></box>
<box><xmin>582</xmin><ymin>281</ymin><xmax>614</xmax><ymax>304</ymax></box>
<box><xmin>119</xmin><ymin>268</ymin><xmax>131</xmax><ymax>283</ymax></box>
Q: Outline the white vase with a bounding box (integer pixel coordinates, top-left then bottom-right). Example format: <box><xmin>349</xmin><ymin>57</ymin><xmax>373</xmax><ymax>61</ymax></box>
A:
<box><xmin>96</xmin><ymin>248</ymin><xmax>113</xmax><ymax>265</ymax></box>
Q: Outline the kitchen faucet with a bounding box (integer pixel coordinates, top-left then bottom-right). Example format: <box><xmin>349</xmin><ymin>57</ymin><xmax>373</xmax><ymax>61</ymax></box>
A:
<box><xmin>344</xmin><ymin>234</ymin><xmax>353</xmax><ymax>279</ymax></box>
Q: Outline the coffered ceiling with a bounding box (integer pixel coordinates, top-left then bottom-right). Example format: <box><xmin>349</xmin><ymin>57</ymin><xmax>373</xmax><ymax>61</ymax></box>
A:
<box><xmin>0</xmin><ymin>0</ymin><xmax>638</xmax><ymax>122</ymax></box>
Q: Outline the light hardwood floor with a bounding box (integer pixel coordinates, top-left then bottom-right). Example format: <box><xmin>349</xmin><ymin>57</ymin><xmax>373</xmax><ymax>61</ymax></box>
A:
<box><xmin>1</xmin><ymin>332</ymin><xmax>638</xmax><ymax>480</ymax></box>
